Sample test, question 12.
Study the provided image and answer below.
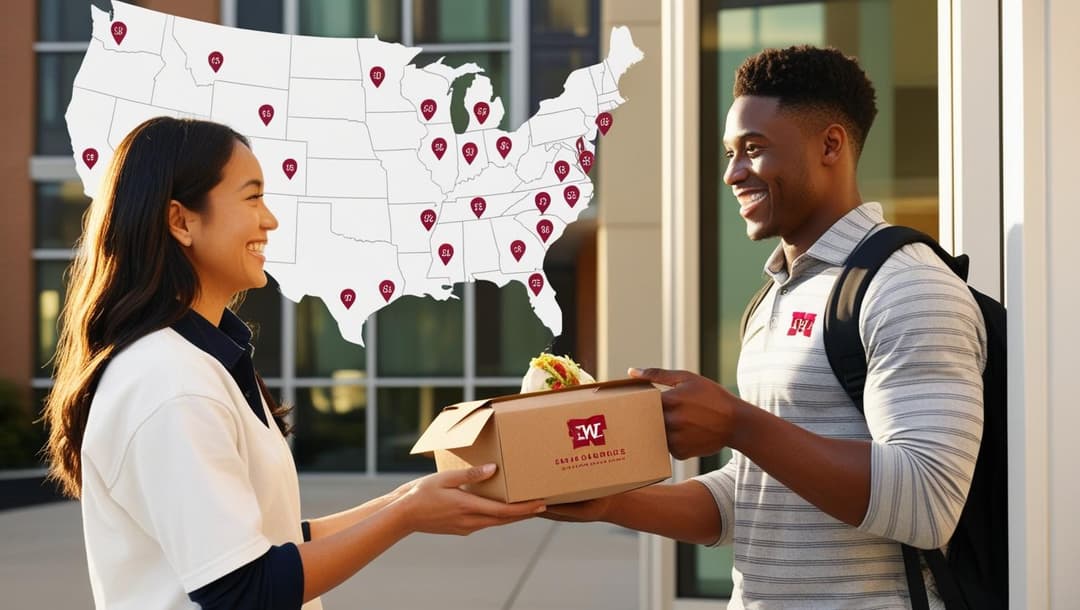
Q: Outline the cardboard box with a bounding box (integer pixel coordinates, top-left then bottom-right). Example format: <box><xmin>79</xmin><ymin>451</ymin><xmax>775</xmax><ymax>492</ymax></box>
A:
<box><xmin>410</xmin><ymin>379</ymin><xmax>671</xmax><ymax>504</ymax></box>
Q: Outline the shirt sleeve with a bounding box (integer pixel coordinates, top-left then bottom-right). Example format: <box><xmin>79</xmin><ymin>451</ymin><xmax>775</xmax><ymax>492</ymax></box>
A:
<box><xmin>188</xmin><ymin>543</ymin><xmax>304</xmax><ymax>610</ymax></box>
<box><xmin>108</xmin><ymin>395</ymin><xmax>275</xmax><ymax>591</ymax></box>
<box><xmin>856</xmin><ymin>260</ymin><xmax>987</xmax><ymax>550</ymax></box>
<box><xmin>690</xmin><ymin>453</ymin><xmax>739</xmax><ymax>547</ymax></box>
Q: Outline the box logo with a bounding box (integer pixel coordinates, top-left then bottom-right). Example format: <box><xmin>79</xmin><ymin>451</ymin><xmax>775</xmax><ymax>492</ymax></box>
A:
<box><xmin>568</xmin><ymin>414</ymin><xmax>607</xmax><ymax>449</ymax></box>
<box><xmin>787</xmin><ymin>311</ymin><xmax>817</xmax><ymax>337</ymax></box>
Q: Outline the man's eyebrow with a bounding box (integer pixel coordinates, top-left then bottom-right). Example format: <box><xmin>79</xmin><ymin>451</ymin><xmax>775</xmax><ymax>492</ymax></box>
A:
<box><xmin>722</xmin><ymin>131</ymin><xmax>768</xmax><ymax>147</ymax></box>
<box><xmin>237</xmin><ymin>179</ymin><xmax>263</xmax><ymax>191</ymax></box>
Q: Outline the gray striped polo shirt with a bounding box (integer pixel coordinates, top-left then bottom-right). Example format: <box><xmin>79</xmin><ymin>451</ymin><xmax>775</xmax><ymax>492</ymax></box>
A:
<box><xmin>695</xmin><ymin>202</ymin><xmax>987</xmax><ymax>609</ymax></box>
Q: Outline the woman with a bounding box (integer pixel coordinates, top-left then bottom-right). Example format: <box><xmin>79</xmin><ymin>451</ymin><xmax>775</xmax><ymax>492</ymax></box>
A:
<box><xmin>43</xmin><ymin>117</ymin><xmax>543</xmax><ymax>609</ymax></box>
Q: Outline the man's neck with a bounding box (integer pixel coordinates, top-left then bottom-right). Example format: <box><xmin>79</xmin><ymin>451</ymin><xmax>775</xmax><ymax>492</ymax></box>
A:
<box><xmin>780</xmin><ymin>194</ymin><xmax>863</xmax><ymax>271</ymax></box>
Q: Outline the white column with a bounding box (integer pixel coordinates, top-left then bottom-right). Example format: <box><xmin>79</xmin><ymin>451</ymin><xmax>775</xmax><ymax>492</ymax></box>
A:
<box><xmin>1002</xmin><ymin>0</ymin><xmax>1080</xmax><ymax>607</ymax></box>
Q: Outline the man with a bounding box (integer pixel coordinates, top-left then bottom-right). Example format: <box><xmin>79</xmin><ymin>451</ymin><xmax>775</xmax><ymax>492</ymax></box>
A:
<box><xmin>549</xmin><ymin>46</ymin><xmax>986</xmax><ymax>608</ymax></box>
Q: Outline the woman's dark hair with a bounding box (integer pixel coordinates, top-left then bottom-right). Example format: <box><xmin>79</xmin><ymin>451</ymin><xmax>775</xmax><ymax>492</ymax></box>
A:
<box><xmin>734</xmin><ymin>45</ymin><xmax>878</xmax><ymax>156</ymax></box>
<box><xmin>44</xmin><ymin>117</ymin><xmax>289</xmax><ymax>498</ymax></box>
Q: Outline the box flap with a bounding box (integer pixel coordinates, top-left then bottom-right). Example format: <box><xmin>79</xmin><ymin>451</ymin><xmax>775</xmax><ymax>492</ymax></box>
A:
<box><xmin>410</xmin><ymin>399</ymin><xmax>496</xmax><ymax>454</ymax></box>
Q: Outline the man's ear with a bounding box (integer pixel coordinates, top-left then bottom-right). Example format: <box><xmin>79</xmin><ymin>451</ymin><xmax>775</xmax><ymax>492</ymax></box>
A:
<box><xmin>167</xmin><ymin>199</ymin><xmax>195</xmax><ymax>247</ymax></box>
<box><xmin>821</xmin><ymin>123</ymin><xmax>847</xmax><ymax>166</ymax></box>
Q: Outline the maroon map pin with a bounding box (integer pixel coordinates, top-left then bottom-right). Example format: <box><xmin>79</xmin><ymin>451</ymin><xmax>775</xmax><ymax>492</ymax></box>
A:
<box><xmin>438</xmin><ymin>243</ymin><xmax>454</xmax><ymax>265</ymax></box>
<box><xmin>420</xmin><ymin>99</ymin><xmax>437</xmax><ymax>121</ymax></box>
<box><xmin>82</xmin><ymin>148</ymin><xmax>99</xmax><ymax>169</ymax></box>
<box><xmin>471</xmin><ymin>197</ymin><xmax>486</xmax><ymax>218</ymax></box>
<box><xmin>535</xmin><ymin>191</ymin><xmax>552</xmax><ymax>212</ymax></box>
<box><xmin>370</xmin><ymin>66</ymin><xmax>385</xmax><ymax>88</ymax></box>
<box><xmin>496</xmin><ymin>136</ymin><xmax>512</xmax><ymax>159</ymax></box>
<box><xmin>564</xmin><ymin>185</ymin><xmax>580</xmax><ymax>207</ymax></box>
<box><xmin>579</xmin><ymin>151</ymin><xmax>595</xmax><ymax>175</ymax></box>
<box><xmin>208</xmin><ymin>51</ymin><xmax>224</xmax><ymax>73</ymax></box>
<box><xmin>431</xmin><ymin>137</ymin><xmax>447</xmax><ymax>160</ymax></box>
<box><xmin>534</xmin><ymin>192</ymin><xmax>551</xmax><ymax>214</ymax></box>
<box><xmin>282</xmin><ymin>158</ymin><xmax>297</xmax><ymax>180</ymax></box>
<box><xmin>258</xmin><ymin>104</ymin><xmax>274</xmax><ymax>126</ymax></box>
<box><xmin>340</xmin><ymin>288</ymin><xmax>356</xmax><ymax>310</ymax></box>
<box><xmin>537</xmin><ymin>219</ymin><xmax>554</xmax><ymax>243</ymax></box>
<box><xmin>576</xmin><ymin>137</ymin><xmax>585</xmax><ymax>154</ymax></box>
<box><xmin>420</xmin><ymin>209</ymin><xmax>436</xmax><ymax>231</ymax></box>
<box><xmin>111</xmin><ymin>21</ymin><xmax>127</xmax><ymax>45</ymax></box>
<box><xmin>379</xmin><ymin>279</ymin><xmax>395</xmax><ymax>302</ymax></box>
<box><xmin>462</xmin><ymin>142</ymin><xmax>478</xmax><ymax>165</ymax></box>
<box><xmin>596</xmin><ymin>112</ymin><xmax>613</xmax><ymax>136</ymax></box>
<box><xmin>528</xmin><ymin>273</ymin><xmax>544</xmax><ymax>296</ymax></box>
<box><xmin>510</xmin><ymin>240</ymin><xmax>526</xmax><ymax>262</ymax></box>
<box><xmin>473</xmin><ymin>102</ymin><xmax>490</xmax><ymax>125</ymax></box>
<box><xmin>554</xmin><ymin>160</ymin><xmax>570</xmax><ymax>182</ymax></box>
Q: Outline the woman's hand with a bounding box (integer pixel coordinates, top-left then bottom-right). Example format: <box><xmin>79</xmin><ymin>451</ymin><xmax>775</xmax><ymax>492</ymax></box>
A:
<box><xmin>392</xmin><ymin>464</ymin><xmax>546</xmax><ymax>536</ymax></box>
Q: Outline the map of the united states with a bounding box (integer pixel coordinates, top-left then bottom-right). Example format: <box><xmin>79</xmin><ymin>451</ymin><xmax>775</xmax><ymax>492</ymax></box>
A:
<box><xmin>67</xmin><ymin>1</ymin><xmax>643</xmax><ymax>345</ymax></box>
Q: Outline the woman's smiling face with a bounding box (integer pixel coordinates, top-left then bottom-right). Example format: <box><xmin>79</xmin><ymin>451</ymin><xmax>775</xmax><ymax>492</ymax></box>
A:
<box><xmin>180</xmin><ymin>140</ymin><xmax>278</xmax><ymax>300</ymax></box>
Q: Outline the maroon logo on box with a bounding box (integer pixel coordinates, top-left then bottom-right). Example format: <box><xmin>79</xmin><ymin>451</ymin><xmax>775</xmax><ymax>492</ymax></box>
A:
<box><xmin>568</xmin><ymin>415</ymin><xmax>607</xmax><ymax>449</ymax></box>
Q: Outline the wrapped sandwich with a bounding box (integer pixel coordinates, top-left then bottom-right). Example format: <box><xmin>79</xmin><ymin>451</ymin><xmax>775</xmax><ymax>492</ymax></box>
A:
<box><xmin>520</xmin><ymin>353</ymin><xmax>596</xmax><ymax>393</ymax></box>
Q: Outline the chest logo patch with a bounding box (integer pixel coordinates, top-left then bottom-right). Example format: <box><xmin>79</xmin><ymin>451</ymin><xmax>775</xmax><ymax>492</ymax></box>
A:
<box><xmin>787</xmin><ymin>312</ymin><xmax>817</xmax><ymax>337</ymax></box>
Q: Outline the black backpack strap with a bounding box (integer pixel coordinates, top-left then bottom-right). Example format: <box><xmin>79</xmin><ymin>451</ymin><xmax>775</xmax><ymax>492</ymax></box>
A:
<box><xmin>824</xmin><ymin>226</ymin><xmax>964</xmax><ymax>410</ymax></box>
<box><xmin>902</xmin><ymin>545</ymin><xmax>930</xmax><ymax>610</ymax></box>
<box><xmin>739</xmin><ymin>278</ymin><xmax>774</xmax><ymax>345</ymax></box>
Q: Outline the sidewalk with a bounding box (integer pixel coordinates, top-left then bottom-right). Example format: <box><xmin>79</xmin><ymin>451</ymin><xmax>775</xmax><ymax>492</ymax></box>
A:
<box><xmin>0</xmin><ymin>474</ymin><xmax>640</xmax><ymax>609</ymax></box>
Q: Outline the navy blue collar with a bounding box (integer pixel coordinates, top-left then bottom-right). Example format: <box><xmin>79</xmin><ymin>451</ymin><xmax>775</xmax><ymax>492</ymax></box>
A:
<box><xmin>171</xmin><ymin>308</ymin><xmax>253</xmax><ymax>370</ymax></box>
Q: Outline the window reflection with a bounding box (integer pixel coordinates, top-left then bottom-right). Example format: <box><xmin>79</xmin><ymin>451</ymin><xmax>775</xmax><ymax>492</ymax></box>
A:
<box><xmin>293</xmin><ymin>385</ymin><xmax>367</xmax><ymax>471</ymax></box>
<box><xmin>377</xmin><ymin>386</ymin><xmax>461</xmax><ymax>472</ymax></box>
<box><xmin>299</xmin><ymin>0</ymin><xmax>401</xmax><ymax>39</ymax></box>
<box><xmin>413</xmin><ymin>0</ymin><xmax>509</xmax><ymax>43</ymax></box>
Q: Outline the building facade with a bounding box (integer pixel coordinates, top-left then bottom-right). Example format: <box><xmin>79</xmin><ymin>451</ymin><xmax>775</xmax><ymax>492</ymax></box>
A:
<box><xmin>2</xmin><ymin>0</ymin><xmax>1078</xmax><ymax>608</ymax></box>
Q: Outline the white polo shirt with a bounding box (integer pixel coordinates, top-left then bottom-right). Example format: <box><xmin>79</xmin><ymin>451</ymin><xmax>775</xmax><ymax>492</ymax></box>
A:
<box><xmin>80</xmin><ymin>327</ymin><xmax>322</xmax><ymax>610</ymax></box>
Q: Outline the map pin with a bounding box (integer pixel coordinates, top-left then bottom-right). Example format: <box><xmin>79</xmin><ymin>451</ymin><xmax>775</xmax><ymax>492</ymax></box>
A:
<box><xmin>510</xmin><ymin>240</ymin><xmax>526</xmax><ymax>262</ymax></box>
<box><xmin>496</xmin><ymin>136</ymin><xmax>512</xmax><ymax>159</ymax></box>
<box><xmin>438</xmin><ymin>243</ymin><xmax>454</xmax><ymax>265</ymax></box>
<box><xmin>420</xmin><ymin>99</ymin><xmax>437</xmax><ymax>121</ymax></box>
<box><xmin>379</xmin><ymin>279</ymin><xmax>395</xmax><ymax>302</ymax></box>
<box><xmin>579</xmin><ymin>151</ymin><xmax>595</xmax><ymax>175</ymax></box>
<box><xmin>208</xmin><ymin>51</ymin><xmax>224</xmax><ymax>73</ymax></box>
<box><xmin>534</xmin><ymin>192</ymin><xmax>550</xmax><ymax>214</ymax></box>
<box><xmin>537</xmin><ymin>219</ymin><xmax>554</xmax><ymax>243</ymax></box>
<box><xmin>473</xmin><ymin>102</ymin><xmax>490</xmax><ymax>125</ymax></box>
<box><xmin>471</xmin><ymin>197</ymin><xmax>486</xmax><ymax>218</ymax></box>
<box><xmin>370</xmin><ymin>66</ymin><xmax>385</xmax><ymax>88</ymax></box>
<box><xmin>576</xmin><ymin>137</ymin><xmax>585</xmax><ymax>154</ymax></box>
<box><xmin>111</xmin><ymin>21</ymin><xmax>127</xmax><ymax>45</ymax></box>
<box><xmin>554</xmin><ymin>160</ymin><xmax>570</xmax><ymax>182</ymax></box>
<box><xmin>282</xmin><ymin>158</ymin><xmax>297</xmax><ymax>180</ymax></box>
<box><xmin>596</xmin><ymin>112</ymin><xmax>613</xmax><ymax>136</ymax></box>
<box><xmin>431</xmin><ymin>137</ymin><xmax>447</xmax><ymax>160</ymax></box>
<box><xmin>82</xmin><ymin>148</ymin><xmax>99</xmax><ymax>169</ymax></box>
<box><xmin>420</xmin><ymin>209</ymin><xmax>436</xmax><ymax>231</ymax></box>
<box><xmin>258</xmin><ymin>104</ymin><xmax>275</xmax><ymax>126</ymax></box>
<box><xmin>528</xmin><ymin>273</ymin><xmax>544</xmax><ymax>296</ymax></box>
<box><xmin>564</xmin><ymin>185</ymin><xmax>580</xmax><ymax>207</ymax></box>
<box><xmin>462</xmin><ymin>142</ymin><xmax>478</xmax><ymax>165</ymax></box>
<box><xmin>340</xmin><ymin>288</ymin><xmax>356</xmax><ymax>310</ymax></box>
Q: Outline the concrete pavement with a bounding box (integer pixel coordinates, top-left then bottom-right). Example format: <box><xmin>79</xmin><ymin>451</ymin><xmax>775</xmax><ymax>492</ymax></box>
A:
<box><xmin>0</xmin><ymin>474</ymin><xmax>640</xmax><ymax>609</ymax></box>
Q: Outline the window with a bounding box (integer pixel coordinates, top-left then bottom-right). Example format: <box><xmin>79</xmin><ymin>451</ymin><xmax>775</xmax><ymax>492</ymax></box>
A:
<box><xmin>690</xmin><ymin>0</ymin><xmax>939</xmax><ymax>599</ymax></box>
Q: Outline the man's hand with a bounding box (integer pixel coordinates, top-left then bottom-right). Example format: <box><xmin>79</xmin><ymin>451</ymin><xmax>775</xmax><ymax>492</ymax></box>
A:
<box><xmin>541</xmin><ymin>496</ymin><xmax>612</xmax><ymax>523</ymax></box>
<box><xmin>629</xmin><ymin>367</ymin><xmax>745</xmax><ymax>459</ymax></box>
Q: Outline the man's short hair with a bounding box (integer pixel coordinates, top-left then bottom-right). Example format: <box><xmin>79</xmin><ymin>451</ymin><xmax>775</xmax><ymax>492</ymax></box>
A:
<box><xmin>734</xmin><ymin>45</ymin><xmax>878</xmax><ymax>156</ymax></box>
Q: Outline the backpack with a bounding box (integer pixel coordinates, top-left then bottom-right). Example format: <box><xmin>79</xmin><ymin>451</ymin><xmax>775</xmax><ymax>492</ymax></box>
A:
<box><xmin>739</xmin><ymin>226</ymin><xmax>1008</xmax><ymax>610</ymax></box>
